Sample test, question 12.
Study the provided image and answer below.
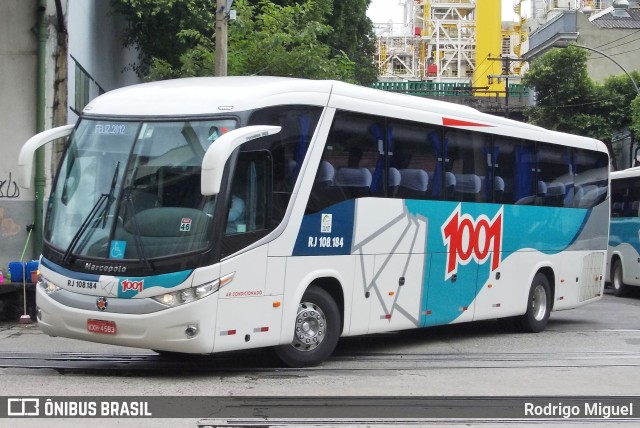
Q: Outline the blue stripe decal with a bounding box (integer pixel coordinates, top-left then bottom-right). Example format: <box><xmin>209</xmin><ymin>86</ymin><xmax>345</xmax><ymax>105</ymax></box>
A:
<box><xmin>610</xmin><ymin>217</ymin><xmax>640</xmax><ymax>254</ymax></box>
<box><xmin>403</xmin><ymin>201</ymin><xmax>590</xmax><ymax>327</ymax></box>
<box><xmin>40</xmin><ymin>257</ymin><xmax>101</xmax><ymax>282</ymax></box>
<box><xmin>293</xmin><ymin>200</ymin><xmax>355</xmax><ymax>256</ymax></box>
<box><xmin>40</xmin><ymin>257</ymin><xmax>193</xmax><ymax>299</ymax></box>
<box><xmin>116</xmin><ymin>270</ymin><xmax>192</xmax><ymax>298</ymax></box>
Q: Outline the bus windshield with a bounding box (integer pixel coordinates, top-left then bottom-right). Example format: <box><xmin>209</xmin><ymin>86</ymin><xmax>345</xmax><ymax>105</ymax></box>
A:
<box><xmin>45</xmin><ymin>118</ymin><xmax>237</xmax><ymax>263</ymax></box>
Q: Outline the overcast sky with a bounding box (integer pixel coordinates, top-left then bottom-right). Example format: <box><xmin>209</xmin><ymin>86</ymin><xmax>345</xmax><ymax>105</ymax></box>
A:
<box><xmin>367</xmin><ymin>0</ymin><xmax>520</xmax><ymax>25</ymax></box>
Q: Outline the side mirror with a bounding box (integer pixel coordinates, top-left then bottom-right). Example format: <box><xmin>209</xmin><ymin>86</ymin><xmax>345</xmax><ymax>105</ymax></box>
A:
<box><xmin>201</xmin><ymin>125</ymin><xmax>281</xmax><ymax>196</ymax></box>
<box><xmin>18</xmin><ymin>124</ymin><xmax>75</xmax><ymax>188</ymax></box>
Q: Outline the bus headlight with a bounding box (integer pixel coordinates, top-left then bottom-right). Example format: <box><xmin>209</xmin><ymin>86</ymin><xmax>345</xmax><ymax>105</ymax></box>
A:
<box><xmin>152</xmin><ymin>272</ymin><xmax>235</xmax><ymax>308</ymax></box>
<box><xmin>38</xmin><ymin>276</ymin><xmax>61</xmax><ymax>294</ymax></box>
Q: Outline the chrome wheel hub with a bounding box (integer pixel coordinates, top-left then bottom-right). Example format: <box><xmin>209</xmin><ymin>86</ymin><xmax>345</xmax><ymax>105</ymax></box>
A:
<box><xmin>292</xmin><ymin>301</ymin><xmax>326</xmax><ymax>352</ymax></box>
<box><xmin>532</xmin><ymin>284</ymin><xmax>547</xmax><ymax>321</ymax></box>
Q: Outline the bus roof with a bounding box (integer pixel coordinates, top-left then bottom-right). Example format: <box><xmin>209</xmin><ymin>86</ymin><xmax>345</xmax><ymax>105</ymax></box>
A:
<box><xmin>83</xmin><ymin>76</ymin><xmax>607</xmax><ymax>153</ymax></box>
<box><xmin>611</xmin><ymin>167</ymin><xmax>640</xmax><ymax>179</ymax></box>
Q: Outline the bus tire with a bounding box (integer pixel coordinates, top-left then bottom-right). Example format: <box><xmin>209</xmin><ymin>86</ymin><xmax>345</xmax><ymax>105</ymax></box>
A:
<box><xmin>612</xmin><ymin>259</ymin><xmax>630</xmax><ymax>297</ymax></box>
<box><xmin>516</xmin><ymin>272</ymin><xmax>551</xmax><ymax>333</ymax></box>
<box><xmin>274</xmin><ymin>285</ymin><xmax>341</xmax><ymax>368</ymax></box>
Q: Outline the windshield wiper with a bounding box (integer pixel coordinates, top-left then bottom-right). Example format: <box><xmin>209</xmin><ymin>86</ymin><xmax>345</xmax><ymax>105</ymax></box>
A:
<box><xmin>62</xmin><ymin>163</ymin><xmax>120</xmax><ymax>264</ymax></box>
<box><xmin>122</xmin><ymin>189</ymin><xmax>152</xmax><ymax>271</ymax></box>
<box><xmin>62</xmin><ymin>194</ymin><xmax>107</xmax><ymax>264</ymax></box>
<box><xmin>101</xmin><ymin>161</ymin><xmax>120</xmax><ymax>228</ymax></box>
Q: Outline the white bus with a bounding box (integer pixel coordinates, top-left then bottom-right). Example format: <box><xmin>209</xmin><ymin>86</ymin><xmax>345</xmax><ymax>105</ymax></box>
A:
<box><xmin>608</xmin><ymin>167</ymin><xmax>640</xmax><ymax>297</ymax></box>
<box><xmin>19</xmin><ymin>77</ymin><xmax>609</xmax><ymax>367</ymax></box>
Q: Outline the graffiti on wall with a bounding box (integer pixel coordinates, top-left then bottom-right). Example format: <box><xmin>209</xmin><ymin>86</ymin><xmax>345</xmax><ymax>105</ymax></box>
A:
<box><xmin>0</xmin><ymin>171</ymin><xmax>20</xmax><ymax>199</ymax></box>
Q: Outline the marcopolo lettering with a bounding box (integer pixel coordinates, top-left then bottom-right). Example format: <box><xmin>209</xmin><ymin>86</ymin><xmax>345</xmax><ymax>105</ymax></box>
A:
<box><xmin>85</xmin><ymin>263</ymin><xmax>127</xmax><ymax>273</ymax></box>
<box><xmin>441</xmin><ymin>204</ymin><xmax>503</xmax><ymax>281</ymax></box>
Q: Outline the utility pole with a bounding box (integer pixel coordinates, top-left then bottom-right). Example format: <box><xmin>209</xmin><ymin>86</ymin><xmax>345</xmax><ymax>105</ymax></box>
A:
<box><xmin>487</xmin><ymin>55</ymin><xmax>523</xmax><ymax>118</ymax></box>
<box><xmin>215</xmin><ymin>0</ymin><xmax>228</xmax><ymax>76</ymax></box>
<box><xmin>503</xmin><ymin>56</ymin><xmax>511</xmax><ymax>117</ymax></box>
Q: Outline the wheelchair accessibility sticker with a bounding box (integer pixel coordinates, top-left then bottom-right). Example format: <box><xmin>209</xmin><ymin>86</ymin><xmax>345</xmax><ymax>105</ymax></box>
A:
<box><xmin>109</xmin><ymin>240</ymin><xmax>126</xmax><ymax>259</ymax></box>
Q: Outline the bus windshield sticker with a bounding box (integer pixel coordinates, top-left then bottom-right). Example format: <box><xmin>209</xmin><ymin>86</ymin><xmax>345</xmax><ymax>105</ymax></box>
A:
<box><xmin>180</xmin><ymin>218</ymin><xmax>192</xmax><ymax>232</ymax></box>
<box><xmin>109</xmin><ymin>240</ymin><xmax>126</xmax><ymax>259</ymax></box>
<box><xmin>94</xmin><ymin>124</ymin><xmax>127</xmax><ymax>135</ymax></box>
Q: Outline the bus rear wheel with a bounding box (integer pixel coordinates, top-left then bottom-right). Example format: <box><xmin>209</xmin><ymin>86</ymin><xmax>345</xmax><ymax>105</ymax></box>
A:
<box><xmin>612</xmin><ymin>260</ymin><xmax>630</xmax><ymax>297</ymax></box>
<box><xmin>274</xmin><ymin>285</ymin><xmax>340</xmax><ymax>368</ymax></box>
<box><xmin>516</xmin><ymin>272</ymin><xmax>551</xmax><ymax>333</ymax></box>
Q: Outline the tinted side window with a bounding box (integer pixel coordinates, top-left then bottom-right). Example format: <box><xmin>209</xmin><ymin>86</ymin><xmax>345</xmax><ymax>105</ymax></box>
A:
<box><xmin>611</xmin><ymin>178</ymin><xmax>628</xmax><ymax>217</ymax></box>
<box><xmin>493</xmin><ymin>137</ymin><xmax>527</xmax><ymax>205</ymax></box>
<box><xmin>307</xmin><ymin>111</ymin><xmax>384</xmax><ymax>213</ymax></box>
<box><xmin>537</xmin><ymin>143</ymin><xmax>573</xmax><ymax>207</ymax></box>
<box><xmin>573</xmin><ymin>150</ymin><xmax>608</xmax><ymax>209</ymax></box>
<box><xmin>389</xmin><ymin>120</ymin><xmax>440</xmax><ymax>200</ymax></box>
<box><xmin>248</xmin><ymin>105</ymin><xmax>322</xmax><ymax>223</ymax></box>
<box><xmin>616</xmin><ymin>177</ymin><xmax>640</xmax><ymax>217</ymax></box>
<box><xmin>445</xmin><ymin>129</ymin><xmax>491</xmax><ymax>202</ymax></box>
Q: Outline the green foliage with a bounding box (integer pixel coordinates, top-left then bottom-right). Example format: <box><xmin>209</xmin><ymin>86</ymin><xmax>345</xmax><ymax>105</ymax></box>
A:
<box><xmin>524</xmin><ymin>46</ymin><xmax>639</xmax><ymax>144</ymax></box>
<box><xmin>632</xmin><ymin>96</ymin><xmax>640</xmax><ymax>137</ymax></box>
<box><xmin>523</xmin><ymin>47</ymin><xmax>597</xmax><ymax>135</ymax></box>
<box><xmin>111</xmin><ymin>0</ymin><xmax>376</xmax><ymax>84</ymax></box>
<box><xmin>111</xmin><ymin>0</ymin><xmax>217</xmax><ymax>77</ymax></box>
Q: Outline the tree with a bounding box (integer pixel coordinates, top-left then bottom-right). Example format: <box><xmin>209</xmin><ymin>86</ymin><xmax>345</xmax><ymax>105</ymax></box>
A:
<box><xmin>111</xmin><ymin>0</ymin><xmax>376</xmax><ymax>84</ymax></box>
<box><xmin>523</xmin><ymin>46</ymin><xmax>599</xmax><ymax>135</ymax></box>
<box><xmin>323</xmin><ymin>0</ymin><xmax>378</xmax><ymax>85</ymax></box>
<box><xmin>111</xmin><ymin>0</ymin><xmax>217</xmax><ymax>77</ymax></box>
<box><xmin>632</xmin><ymin>96</ymin><xmax>640</xmax><ymax>138</ymax></box>
<box><xmin>244</xmin><ymin>0</ymin><xmax>378</xmax><ymax>84</ymax></box>
<box><xmin>524</xmin><ymin>46</ymin><xmax>640</xmax><ymax>169</ymax></box>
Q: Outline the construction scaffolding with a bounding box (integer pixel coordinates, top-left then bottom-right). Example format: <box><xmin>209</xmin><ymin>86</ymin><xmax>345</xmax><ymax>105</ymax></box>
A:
<box><xmin>373</xmin><ymin>1</ymin><xmax>526</xmax><ymax>99</ymax></box>
<box><xmin>374</xmin><ymin>1</ymin><xmax>476</xmax><ymax>83</ymax></box>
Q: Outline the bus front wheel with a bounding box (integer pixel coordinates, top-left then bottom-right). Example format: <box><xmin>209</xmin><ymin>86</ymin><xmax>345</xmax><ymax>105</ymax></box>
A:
<box><xmin>274</xmin><ymin>285</ymin><xmax>341</xmax><ymax>368</ymax></box>
<box><xmin>517</xmin><ymin>272</ymin><xmax>551</xmax><ymax>333</ymax></box>
<box><xmin>612</xmin><ymin>260</ymin><xmax>630</xmax><ymax>297</ymax></box>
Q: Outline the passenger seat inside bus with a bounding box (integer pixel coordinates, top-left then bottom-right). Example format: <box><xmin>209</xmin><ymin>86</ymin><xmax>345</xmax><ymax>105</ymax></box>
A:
<box><xmin>480</xmin><ymin>176</ymin><xmax>505</xmax><ymax>203</ymax></box>
<box><xmin>454</xmin><ymin>174</ymin><xmax>481</xmax><ymax>201</ymax></box>
<box><xmin>398</xmin><ymin>168</ymin><xmax>429</xmax><ymax>199</ymax></box>
<box><xmin>545</xmin><ymin>182</ymin><xmax>566</xmax><ymax>207</ymax></box>
<box><xmin>388</xmin><ymin>167</ymin><xmax>401</xmax><ymax>197</ymax></box>
<box><xmin>315</xmin><ymin>160</ymin><xmax>335</xmax><ymax>188</ymax></box>
<box><xmin>335</xmin><ymin>167</ymin><xmax>372</xmax><ymax>199</ymax></box>
<box><xmin>306</xmin><ymin>161</ymin><xmax>336</xmax><ymax>212</ymax></box>
<box><xmin>444</xmin><ymin>172</ymin><xmax>457</xmax><ymax>200</ymax></box>
<box><xmin>575</xmin><ymin>184</ymin><xmax>606</xmax><ymax>209</ymax></box>
<box><xmin>514</xmin><ymin>180</ymin><xmax>547</xmax><ymax>205</ymax></box>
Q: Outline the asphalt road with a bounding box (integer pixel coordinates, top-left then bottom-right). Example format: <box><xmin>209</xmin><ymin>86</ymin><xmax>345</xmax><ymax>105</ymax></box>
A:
<box><xmin>0</xmin><ymin>287</ymin><xmax>639</xmax><ymax>427</ymax></box>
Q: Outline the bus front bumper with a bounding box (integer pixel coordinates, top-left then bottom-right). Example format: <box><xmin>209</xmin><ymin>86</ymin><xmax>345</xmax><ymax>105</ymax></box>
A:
<box><xmin>35</xmin><ymin>285</ymin><xmax>218</xmax><ymax>354</ymax></box>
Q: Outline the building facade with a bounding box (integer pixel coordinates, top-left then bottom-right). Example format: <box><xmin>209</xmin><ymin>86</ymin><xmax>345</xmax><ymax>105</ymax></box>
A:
<box><xmin>0</xmin><ymin>0</ymin><xmax>140</xmax><ymax>276</ymax></box>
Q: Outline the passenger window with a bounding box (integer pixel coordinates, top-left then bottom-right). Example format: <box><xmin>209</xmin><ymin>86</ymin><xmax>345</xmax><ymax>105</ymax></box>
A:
<box><xmin>629</xmin><ymin>179</ymin><xmax>640</xmax><ymax>217</ymax></box>
<box><xmin>307</xmin><ymin>111</ymin><xmax>384</xmax><ymax>213</ymax></box>
<box><xmin>611</xmin><ymin>179</ymin><xmax>628</xmax><ymax>217</ymax></box>
<box><xmin>573</xmin><ymin>150</ymin><xmax>608</xmax><ymax>209</ymax></box>
<box><xmin>537</xmin><ymin>144</ymin><xmax>572</xmax><ymax>207</ymax></box>
<box><xmin>389</xmin><ymin>120</ymin><xmax>440</xmax><ymax>200</ymax></box>
<box><xmin>445</xmin><ymin>129</ymin><xmax>490</xmax><ymax>202</ymax></box>
<box><xmin>248</xmin><ymin>105</ymin><xmax>322</xmax><ymax>224</ymax></box>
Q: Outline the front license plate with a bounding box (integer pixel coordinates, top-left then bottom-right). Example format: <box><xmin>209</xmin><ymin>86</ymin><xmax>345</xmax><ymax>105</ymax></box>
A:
<box><xmin>87</xmin><ymin>319</ymin><xmax>116</xmax><ymax>335</ymax></box>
